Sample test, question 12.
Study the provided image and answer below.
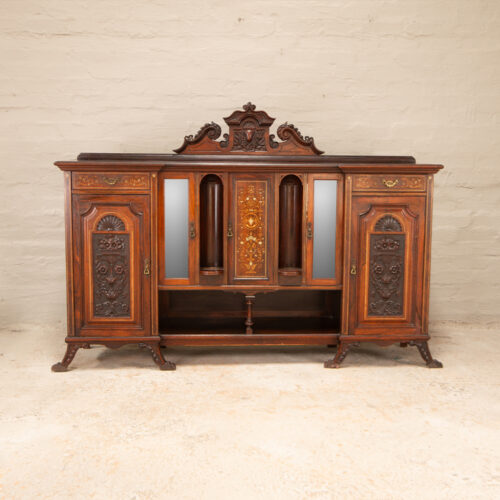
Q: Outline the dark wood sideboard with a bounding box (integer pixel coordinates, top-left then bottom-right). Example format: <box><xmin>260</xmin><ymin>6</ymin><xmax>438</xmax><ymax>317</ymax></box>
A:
<box><xmin>52</xmin><ymin>103</ymin><xmax>443</xmax><ymax>371</ymax></box>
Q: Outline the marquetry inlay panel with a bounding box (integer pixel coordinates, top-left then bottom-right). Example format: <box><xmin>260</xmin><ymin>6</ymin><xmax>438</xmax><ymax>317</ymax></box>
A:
<box><xmin>234</xmin><ymin>180</ymin><xmax>267</xmax><ymax>278</ymax></box>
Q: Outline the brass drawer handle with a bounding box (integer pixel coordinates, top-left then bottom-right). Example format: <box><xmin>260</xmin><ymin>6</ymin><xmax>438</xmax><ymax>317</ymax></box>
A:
<box><xmin>306</xmin><ymin>222</ymin><xmax>313</xmax><ymax>239</ymax></box>
<box><xmin>382</xmin><ymin>179</ymin><xmax>399</xmax><ymax>188</ymax></box>
<box><xmin>103</xmin><ymin>176</ymin><xmax>119</xmax><ymax>185</ymax></box>
<box><xmin>144</xmin><ymin>258</ymin><xmax>150</xmax><ymax>275</ymax></box>
<box><xmin>189</xmin><ymin>222</ymin><xmax>196</xmax><ymax>239</ymax></box>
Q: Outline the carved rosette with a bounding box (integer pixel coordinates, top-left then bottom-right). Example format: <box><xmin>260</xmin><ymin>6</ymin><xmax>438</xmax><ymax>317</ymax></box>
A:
<box><xmin>97</xmin><ymin>215</ymin><xmax>126</xmax><ymax>231</ymax></box>
<box><xmin>174</xmin><ymin>102</ymin><xmax>323</xmax><ymax>155</ymax></box>
<box><xmin>368</xmin><ymin>216</ymin><xmax>405</xmax><ymax>316</ymax></box>
<box><xmin>235</xmin><ymin>181</ymin><xmax>267</xmax><ymax>278</ymax></box>
<box><xmin>374</xmin><ymin>215</ymin><xmax>402</xmax><ymax>232</ymax></box>
<box><xmin>92</xmin><ymin>232</ymin><xmax>131</xmax><ymax>318</ymax></box>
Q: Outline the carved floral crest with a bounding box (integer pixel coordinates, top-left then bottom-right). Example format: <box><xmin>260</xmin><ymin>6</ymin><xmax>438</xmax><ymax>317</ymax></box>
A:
<box><xmin>174</xmin><ymin>102</ymin><xmax>323</xmax><ymax>155</ymax></box>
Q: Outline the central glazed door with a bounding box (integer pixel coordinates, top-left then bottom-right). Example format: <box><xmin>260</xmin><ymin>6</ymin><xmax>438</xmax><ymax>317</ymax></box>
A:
<box><xmin>228</xmin><ymin>174</ymin><xmax>275</xmax><ymax>285</ymax></box>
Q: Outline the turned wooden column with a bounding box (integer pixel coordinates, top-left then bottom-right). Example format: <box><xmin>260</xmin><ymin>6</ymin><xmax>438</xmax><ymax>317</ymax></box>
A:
<box><xmin>245</xmin><ymin>295</ymin><xmax>255</xmax><ymax>335</ymax></box>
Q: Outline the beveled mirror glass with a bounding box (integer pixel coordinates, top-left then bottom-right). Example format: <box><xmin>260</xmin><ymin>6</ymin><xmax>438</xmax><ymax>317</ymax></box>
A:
<box><xmin>164</xmin><ymin>178</ymin><xmax>189</xmax><ymax>278</ymax></box>
<box><xmin>312</xmin><ymin>179</ymin><xmax>337</xmax><ymax>279</ymax></box>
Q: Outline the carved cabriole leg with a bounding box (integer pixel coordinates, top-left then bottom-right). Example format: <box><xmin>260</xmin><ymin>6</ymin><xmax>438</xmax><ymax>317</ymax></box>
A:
<box><xmin>409</xmin><ymin>341</ymin><xmax>443</xmax><ymax>368</ymax></box>
<box><xmin>324</xmin><ymin>342</ymin><xmax>359</xmax><ymax>369</ymax></box>
<box><xmin>51</xmin><ymin>343</ymin><xmax>86</xmax><ymax>372</ymax></box>
<box><xmin>141</xmin><ymin>343</ymin><xmax>176</xmax><ymax>371</ymax></box>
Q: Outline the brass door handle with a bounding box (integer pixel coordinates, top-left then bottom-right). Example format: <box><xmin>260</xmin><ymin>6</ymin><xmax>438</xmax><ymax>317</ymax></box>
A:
<box><xmin>306</xmin><ymin>222</ymin><xmax>313</xmax><ymax>239</ymax></box>
<box><xmin>350</xmin><ymin>264</ymin><xmax>357</xmax><ymax>275</ymax></box>
<box><xmin>144</xmin><ymin>258</ymin><xmax>150</xmax><ymax>275</ymax></box>
<box><xmin>189</xmin><ymin>222</ymin><xmax>196</xmax><ymax>239</ymax></box>
<box><xmin>103</xmin><ymin>176</ymin><xmax>119</xmax><ymax>185</ymax></box>
<box><xmin>227</xmin><ymin>223</ymin><xmax>233</xmax><ymax>238</ymax></box>
<box><xmin>382</xmin><ymin>178</ymin><xmax>399</xmax><ymax>188</ymax></box>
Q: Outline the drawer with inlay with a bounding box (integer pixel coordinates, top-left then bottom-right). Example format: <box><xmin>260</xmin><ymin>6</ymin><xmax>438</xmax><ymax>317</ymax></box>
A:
<box><xmin>72</xmin><ymin>172</ymin><xmax>150</xmax><ymax>191</ymax></box>
<box><xmin>352</xmin><ymin>174</ymin><xmax>427</xmax><ymax>192</ymax></box>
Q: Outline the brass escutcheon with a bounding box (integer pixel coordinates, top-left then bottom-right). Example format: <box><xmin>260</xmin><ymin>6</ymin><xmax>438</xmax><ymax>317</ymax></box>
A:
<box><xmin>382</xmin><ymin>178</ymin><xmax>399</xmax><ymax>188</ymax></box>
<box><xmin>103</xmin><ymin>176</ymin><xmax>119</xmax><ymax>185</ymax></box>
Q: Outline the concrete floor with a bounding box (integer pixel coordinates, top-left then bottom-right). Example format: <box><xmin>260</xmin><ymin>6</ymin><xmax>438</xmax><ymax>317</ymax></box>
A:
<box><xmin>0</xmin><ymin>322</ymin><xmax>499</xmax><ymax>499</ymax></box>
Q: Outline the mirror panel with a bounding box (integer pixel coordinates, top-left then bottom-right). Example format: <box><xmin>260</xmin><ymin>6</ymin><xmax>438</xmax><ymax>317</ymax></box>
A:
<box><xmin>164</xmin><ymin>178</ymin><xmax>189</xmax><ymax>278</ymax></box>
<box><xmin>312</xmin><ymin>179</ymin><xmax>337</xmax><ymax>279</ymax></box>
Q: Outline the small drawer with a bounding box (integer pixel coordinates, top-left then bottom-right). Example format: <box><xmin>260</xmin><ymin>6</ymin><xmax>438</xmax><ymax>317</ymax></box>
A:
<box><xmin>352</xmin><ymin>174</ymin><xmax>426</xmax><ymax>192</ymax></box>
<box><xmin>73</xmin><ymin>172</ymin><xmax>150</xmax><ymax>191</ymax></box>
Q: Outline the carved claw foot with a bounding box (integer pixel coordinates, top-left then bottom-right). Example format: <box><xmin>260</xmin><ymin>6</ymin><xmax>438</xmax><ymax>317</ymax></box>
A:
<box><xmin>141</xmin><ymin>344</ymin><xmax>176</xmax><ymax>371</ymax></box>
<box><xmin>409</xmin><ymin>341</ymin><xmax>443</xmax><ymax>368</ymax></box>
<box><xmin>324</xmin><ymin>342</ymin><xmax>359</xmax><ymax>369</ymax></box>
<box><xmin>51</xmin><ymin>343</ymin><xmax>85</xmax><ymax>372</ymax></box>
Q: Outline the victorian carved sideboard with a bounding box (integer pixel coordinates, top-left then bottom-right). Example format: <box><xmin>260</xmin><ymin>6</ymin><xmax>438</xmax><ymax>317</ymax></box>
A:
<box><xmin>52</xmin><ymin>103</ymin><xmax>443</xmax><ymax>371</ymax></box>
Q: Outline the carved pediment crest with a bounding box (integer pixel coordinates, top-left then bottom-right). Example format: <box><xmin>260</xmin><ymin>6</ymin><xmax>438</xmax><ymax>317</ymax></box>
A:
<box><xmin>174</xmin><ymin>102</ymin><xmax>323</xmax><ymax>155</ymax></box>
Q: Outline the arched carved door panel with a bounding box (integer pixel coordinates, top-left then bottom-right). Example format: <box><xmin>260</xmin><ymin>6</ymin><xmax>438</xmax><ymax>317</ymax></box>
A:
<box><xmin>72</xmin><ymin>194</ymin><xmax>151</xmax><ymax>337</ymax></box>
<box><xmin>348</xmin><ymin>196</ymin><xmax>426</xmax><ymax>336</ymax></box>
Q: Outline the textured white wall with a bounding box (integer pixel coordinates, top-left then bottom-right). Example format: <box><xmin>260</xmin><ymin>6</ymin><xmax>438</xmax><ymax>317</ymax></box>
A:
<box><xmin>1</xmin><ymin>0</ymin><xmax>499</xmax><ymax>327</ymax></box>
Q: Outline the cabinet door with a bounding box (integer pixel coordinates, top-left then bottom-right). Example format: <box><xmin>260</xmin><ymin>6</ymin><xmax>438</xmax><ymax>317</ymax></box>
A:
<box><xmin>73</xmin><ymin>194</ymin><xmax>151</xmax><ymax>337</ymax></box>
<box><xmin>228</xmin><ymin>174</ymin><xmax>275</xmax><ymax>285</ymax></box>
<box><xmin>159</xmin><ymin>172</ymin><xmax>197</xmax><ymax>285</ymax></box>
<box><xmin>348</xmin><ymin>196</ymin><xmax>426</xmax><ymax>335</ymax></box>
<box><xmin>305</xmin><ymin>174</ymin><xmax>343</xmax><ymax>286</ymax></box>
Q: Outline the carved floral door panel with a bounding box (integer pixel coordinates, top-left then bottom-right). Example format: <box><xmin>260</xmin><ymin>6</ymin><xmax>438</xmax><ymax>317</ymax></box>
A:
<box><xmin>229</xmin><ymin>174</ymin><xmax>275</xmax><ymax>284</ymax></box>
<box><xmin>348</xmin><ymin>196</ymin><xmax>426</xmax><ymax>335</ymax></box>
<box><xmin>73</xmin><ymin>195</ymin><xmax>151</xmax><ymax>337</ymax></box>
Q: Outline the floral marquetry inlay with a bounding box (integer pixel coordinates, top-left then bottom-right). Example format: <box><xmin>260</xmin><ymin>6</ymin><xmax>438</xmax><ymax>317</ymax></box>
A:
<box><xmin>353</xmin><ymin>175</ymin><xmax>425</xmax><ymax>192</ymax></box>
<box><xmin>73</xmin><ymin>173</ymin><xmax>149</xmax><ymax>190</ymax></box>
<box><xmin>235</xmin><ymin>180</ymin><xmax>267</xmax><ymax>278</ymax></box>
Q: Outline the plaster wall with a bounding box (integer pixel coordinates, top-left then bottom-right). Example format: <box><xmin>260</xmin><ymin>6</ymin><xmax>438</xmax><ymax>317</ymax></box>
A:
<box><xmin>1</xmin><ymin>0</ymin><xmax>499</xmax><ymax>327</ymax></box>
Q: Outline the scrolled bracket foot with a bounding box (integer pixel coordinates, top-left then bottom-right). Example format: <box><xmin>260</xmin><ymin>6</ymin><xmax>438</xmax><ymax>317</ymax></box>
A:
<box><xmin>51</xmin><ymin>362</ymin><xmax>69</xmax><ymax>372</ymax></box>
<box><xmin>141</xmin><ymin>343</ymin><xmax>176</xmax><ymax>371</ymax></box>
<box><xmin>51</xmin><ymin>343</ymin><xmax>86</xmax><ymax>372</ymax></box>
<box><xmin>324</xmin><ymin>342</ymin><xmax>359</xmax><ymax>369</ymax></box>
<box><xmin>409</xmin><ymin>341</ymin><xmax>443</xmax><ymax>368</ymax></box>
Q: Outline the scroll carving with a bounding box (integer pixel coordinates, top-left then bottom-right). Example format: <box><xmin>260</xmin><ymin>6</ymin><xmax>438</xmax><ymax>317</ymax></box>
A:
<box><xmin>174</xmin><ymin>102</ymin><xmax>323</xmax><ymax>155</ymax></box>
<box><xmin>92</xmin><ymin>234</ymin><xmax>130</xmax><ymax>317</ymax></box>
<box><xmin>235</xmin><ymin>181</ymin><xmax>267</xmax><ymax>278</ymax></box>
<box><xmin>368</xmin><ymin>233</ymin><xmax>405</xmax><ymax>316</ymax></box>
